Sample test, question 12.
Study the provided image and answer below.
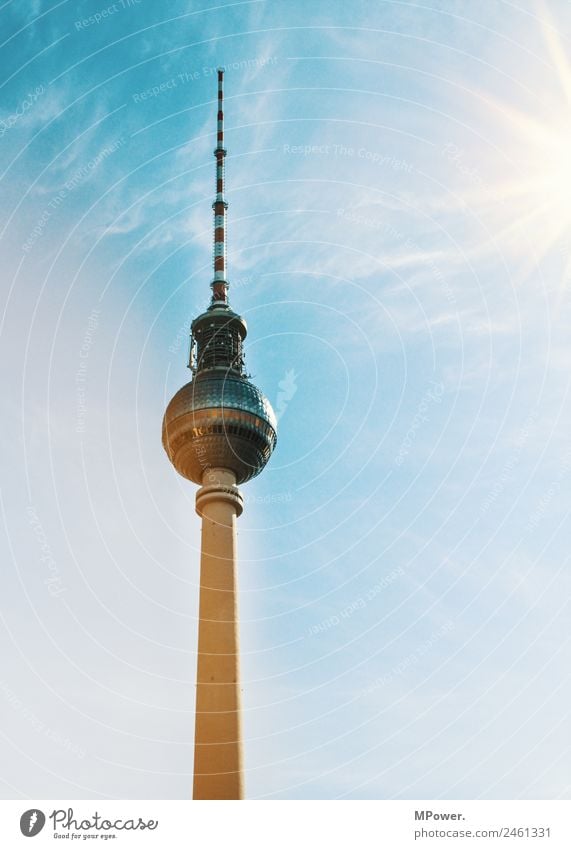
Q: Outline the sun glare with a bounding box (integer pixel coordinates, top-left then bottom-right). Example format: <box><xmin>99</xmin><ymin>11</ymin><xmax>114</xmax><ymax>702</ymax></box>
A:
<box><xmin>460</xmin><ymin>11</ymin><xmax>571</xmax><ymax>288</ymax></box>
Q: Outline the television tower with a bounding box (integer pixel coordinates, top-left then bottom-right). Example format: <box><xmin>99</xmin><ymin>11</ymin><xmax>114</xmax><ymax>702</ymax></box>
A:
<box><xmin>162</xmin><ymin>69</ymin><xmax>277</xmax><ymax>800</ymax></box>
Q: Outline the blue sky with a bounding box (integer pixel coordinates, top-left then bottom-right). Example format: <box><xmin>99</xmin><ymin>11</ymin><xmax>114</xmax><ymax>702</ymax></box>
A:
<box><xmin>1</xmin><ymin>0</ymin><xmax>570</xmax><ymax>800</ymax></box>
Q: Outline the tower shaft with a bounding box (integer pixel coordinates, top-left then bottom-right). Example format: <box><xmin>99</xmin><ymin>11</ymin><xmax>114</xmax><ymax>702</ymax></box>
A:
<box><xmin>193</xmin><ymin>468</ymin><xmax>244</xmax><ymax>800</ymax></box>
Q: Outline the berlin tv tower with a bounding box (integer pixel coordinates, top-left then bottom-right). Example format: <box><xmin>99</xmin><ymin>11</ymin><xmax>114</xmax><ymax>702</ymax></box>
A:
<box><xmin>162</xmin><ymin>70</ymin><xmax>277</xmax><ymax>800</ymax></box>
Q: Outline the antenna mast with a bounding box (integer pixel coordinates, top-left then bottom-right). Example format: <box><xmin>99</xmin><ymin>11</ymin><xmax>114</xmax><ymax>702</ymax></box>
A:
<box><xmin>212</xmin><ymin>68</ymin><xmax>228</xmax><ymax>303</ymax></box>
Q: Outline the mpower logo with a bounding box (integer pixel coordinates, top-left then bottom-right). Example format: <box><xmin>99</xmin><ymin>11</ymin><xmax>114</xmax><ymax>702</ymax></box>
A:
<box><xmin>19</xmin><ymin>807</ymin><xmax>158</xmax><ymax>839</ymax></box>
<box><xmin>20</xmin><ymin>809</ymin><xmax>45</xmax><ymax>837</ymax></box>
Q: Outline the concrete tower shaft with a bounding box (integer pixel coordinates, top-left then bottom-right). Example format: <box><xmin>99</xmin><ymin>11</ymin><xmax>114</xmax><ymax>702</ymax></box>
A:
<box><xmin>193</xmin><ymin>468</ymin><xmax>244</xmax><ymax>799</ymax></box>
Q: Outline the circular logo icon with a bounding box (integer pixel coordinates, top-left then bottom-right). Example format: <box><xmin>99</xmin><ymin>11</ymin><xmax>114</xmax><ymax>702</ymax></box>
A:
<box><xmin>20</xmin><ymin>810</ymin><xmax>45</xmax><ymax>837</ymax></box>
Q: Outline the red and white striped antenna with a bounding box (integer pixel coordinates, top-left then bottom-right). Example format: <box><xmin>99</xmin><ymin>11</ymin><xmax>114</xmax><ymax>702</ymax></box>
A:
<box><xmin>211</xmin><ymin>68</ymin><xmax>228</xmax><ymax>303</ymax></box>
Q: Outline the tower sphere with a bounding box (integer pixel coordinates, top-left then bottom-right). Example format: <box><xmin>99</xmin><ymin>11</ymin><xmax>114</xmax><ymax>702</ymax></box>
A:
<box><xmin>162</xmin><ymin>369</ymin><xmax>277</xmax><ymax>485</ymax></box>
<box><xmin>162</xmin><ymin>303</ymin><xmax>277</xmax><ymax>485</ymax></box>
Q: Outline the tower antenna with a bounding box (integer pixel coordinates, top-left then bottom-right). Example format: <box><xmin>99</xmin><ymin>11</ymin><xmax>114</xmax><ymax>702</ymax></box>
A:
<box><xmin>212</xmin><ymin>67</ymin><xmax>228</xmax><ymax>303</ymax></box>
